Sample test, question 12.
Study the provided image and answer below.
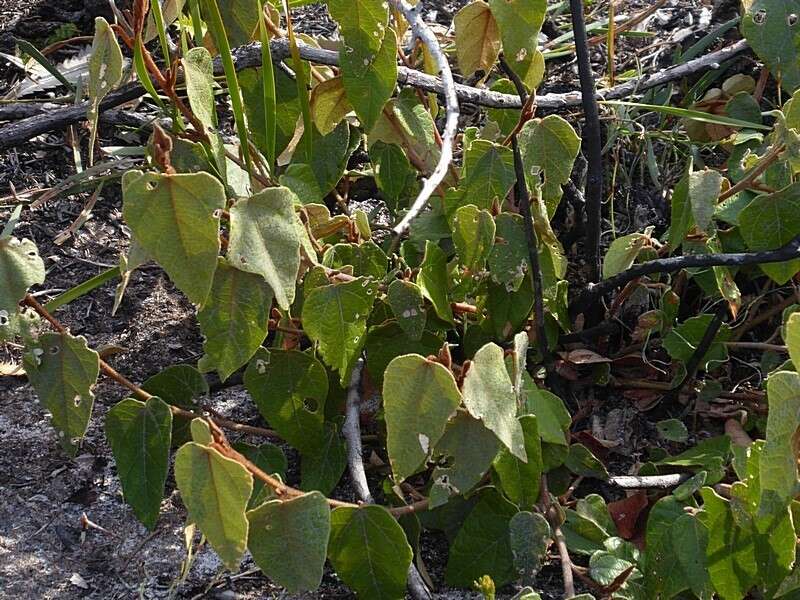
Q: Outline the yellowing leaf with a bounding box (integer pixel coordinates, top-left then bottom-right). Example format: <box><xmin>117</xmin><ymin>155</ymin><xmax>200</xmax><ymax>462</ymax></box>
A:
<box><xmin>311</xmin><ymin>76</ymin><xmax>352</xmax><ymax>135</ymax></box>
<box><xmin>383</xmin><ymin>354</ymin><xmax>462</xmax><ymax>481</ymax></box>
<box><xmin>455</xmin><ymin>1</ymin><xmax>502</xmax><ymax>77</ymax></box>
<box><xmin>489</xmin><ymin>0</ymin><xmax>546</xmax><ymax>88</ymax></box>
<box><xmin>174</xmin><ymin>442</ymin><xmax>253</xmax><ymax>570</ymax></box>
<box><xmin>602</xmin><ymin>232</ymin><xmax>650</xmax><ymax>279</ymax></box>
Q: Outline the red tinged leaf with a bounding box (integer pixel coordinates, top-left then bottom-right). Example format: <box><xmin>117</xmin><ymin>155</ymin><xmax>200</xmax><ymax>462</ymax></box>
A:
<box><xmin>608</xmin><ymin>491</ymin><xmax>648</xmax><ymax>539</ymax></box>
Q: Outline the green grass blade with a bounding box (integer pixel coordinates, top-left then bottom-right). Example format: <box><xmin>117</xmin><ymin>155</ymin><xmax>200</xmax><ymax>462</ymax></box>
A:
<box><xmin>149</xmin><ymin>0</ymin><xmax>172</xmax><ymax>66</ymax></box>
<box><xmin>283</xmin><ymin>0</ymin><xmax>313</xmax><ymax>162</ymax></box>
<box><xmin>257</xmin><ymin>0</ymin><xmax>277</xmax><ymax>170</ymax></box>
<box><xmin>201</xmin><ymin>0</ymin><xmax>254</xmax><ymax>174</ymax></box>
<box><xmin>15</xmin><ymin>37</ymin><xmax>76</xmax><ymax>92</ymax></box>
<box><xmin>600</xmin><ymin>100</ymin><xmax>770</xmax><ymax>131</ymax></box>
<box><xmin>45</xmin><ymin>266</ymin><xmax>121</xmax><ymax>312</ymax></box>
<box><xmin>189</xmin><ymin>0</ymin><xmax>204</xmax><ymax>47</ymax></box>
<box><xmin>134</xmin><ymin>41</ymin><xmax>166</xmax><ymax>109</ymax></box>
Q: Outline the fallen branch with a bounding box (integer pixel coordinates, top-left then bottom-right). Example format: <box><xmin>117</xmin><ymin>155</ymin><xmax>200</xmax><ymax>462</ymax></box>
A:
<box><xmin>608</xmin><ymin>474</ymin><xmax>691</xmax><ymax>489</ymax></box>
<box><xmin>0</xmin><ymin>37</ymin><xmax>750</xmax><ymax>150</ymax></box>
<box><xmin>570</xmin><ymin>0</ymin><xmax>603</xmax><ymax>283</ymax></box>
<box><xmin>342</xmin><ymin>358</ymin><xmax>433</xmax><ymax>600</ymax></box>
<box><xmin>389</xmin><ymin>0</ymin><xmax>459</xmax><ymax>240</ymax></box>
<box><xmin>570</xmin><ymin>233</ymin><xmax>800</xmax><ymax>317</ymax></box>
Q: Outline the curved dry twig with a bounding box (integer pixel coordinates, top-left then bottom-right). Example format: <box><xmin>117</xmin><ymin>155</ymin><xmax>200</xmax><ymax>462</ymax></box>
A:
<box><xmin>388</xmin><ymin>0</ymin><xmax>460</xmax><ymax>239</ymax></box>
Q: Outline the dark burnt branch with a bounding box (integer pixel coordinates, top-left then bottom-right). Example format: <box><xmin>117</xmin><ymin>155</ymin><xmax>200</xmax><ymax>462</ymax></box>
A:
<box><xmin>569</xmin><ymin>234</ymin><xmax>800</xmax><ymax>317</ymax></box>
<box><xmin>0</xmin><ymin>37</ymin><xmax>751</xmax><ymax>150</ymax></box>
<box><xmin>570</xmin><ymin>0</ymin><xmax>603</xmax><ymax>283</ymax></box>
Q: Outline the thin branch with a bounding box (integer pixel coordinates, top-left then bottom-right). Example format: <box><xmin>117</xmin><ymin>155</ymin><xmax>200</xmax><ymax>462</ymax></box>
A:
<box><xmin>0</xmin><ymin>35</ymin><xmax>749</xmax><ymax>149</ymax></box>
<box><xmin>342</xmin><ymin>358</ymin><xmax>433</xmax><ymax>600</ymax></box>
<box><xmin>608</xmin><ymin>473</ymin><xmax>691</xmax><ymax>489</ymax></box>
<box><xmin>570</xmin><ymin>0</ymin><xmax>603</xmax><ymax>283</ymax></box>
<box><xmin>569</xmin><ymin>233</ymin><xmax>800</xmax><ymax>317</ymax></box>
<box><xmin>388</xmin><ymin>0</ymin><xmax>460</xmax><ymax>240</ymax></box>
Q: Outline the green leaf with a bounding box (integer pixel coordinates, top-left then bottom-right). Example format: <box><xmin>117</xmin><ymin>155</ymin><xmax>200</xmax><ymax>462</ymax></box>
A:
<box><xmin>203</xmin><ymin>0</ymin><xmax>259</xmax><ymax>48</ymax></box>
<box><xmin>122</xmin><ymin>170</ymin><xmax>224</xmax><ymax>306</ymax></box>
<box><xmin>0</xmin><ymin>236</ymin><xmax>45</xmax><ymax>313</ymax></box>
<box><xmin>143</xmin><ymin>365</ymin><xmax>208</xmax><ymax>446</ymax></box>
<box><xmin>430</xmin><ymin>410</ymin><xmax>500</xmax><ymax>504</ymax></box>
<box><xmin>760</xmin><ymin>370</ymin><xmax>800</xmax><ymax>507</ymax></box>
<box><xmin>663</xmin><ymin>314</ymin><xmax>731</xmax><ymax>371</ymax></box>
<box><xmin>463</xmin><ymin>342</ymin><xmax>527</xmax><ymax>461</ymax></box>
<box><xmin>244</xmin><ymin>348</ymin><xmax>328</xmax><ymax>454</ymax></box>
<box><xmin>241</xmin><ymin>66</ymin><xmax>301</xmax><ymax>159</ymax></box>
<box><xmin>689</xmin><ymin>169</ymin><xmax>724</xmax><ymax>233</ymax></box>
<box><xmin>174</xmin><ymin>442</ymin><xmax>253</xmax><ymax>570</ymax></box>
<box><xmin>23</xmin><ymin>332</ymin><xmax>100</xmax><ymax>455</ymax></box>
<box><xmin>741</xmin><ymin>0</ymin><xmax>800</xmax><ymax>93</ymax></box>
<box><xmin>602</xmin><ymin>232</ymin><xmax>650</xmax><ymax>279</ymax></box>
<box><xmin>445</xmin><ymin>488</ymin><xmax>518</xmax><ymax>587</ymax></box>
<box><xmin>364</xmin><ymin>323</ymin><xmax>443</xmax><ymax>387</ymax></box>
<box><xmin>383</xmin><ymin>354</ymin><xmax>462</xmax><ymax>481</ymax></box>
<box><xmin>371</xmin><ymin>142</ymin><xmax>417</xmax><ymax>210</ymax></box>
<box><xmin>489</xmin><ymin>0</ymin><xmax>546</xmax><ymax>88</ymax></box>
<box><xmin>451</xmin><ymin>205</ymin><xmax>496</xmax><ymax>272</ymax></box>
<box><xmin>197</xmin><ymin>258</ymin><xmax>272</xmax><ymax>381</ymax></box>
<box><xmin>494</xmin><ymin>415</ymin><xmax>542</xmax><ymax>508</ymax></box>
<box><xmin>300</xmin><ymin>422</ymin><xmax>347</xmax><ymax>495</ymax></box>
<box><xmin>328</xmin><ymin>504</ymin><xmax>413</xmax><ymax>600</ymax></box>
<box><xmin>739</xmin><ymin>182</ymin><xmax>800</xmax><ymax>284</ymax></box>
<box><xmin>227</xmin><ymin>187</ymin><xmax>301</xmax><ymax>310</ymax></box>
<box><xmin>656</xmin><ymin>418</ymin><xmax>689</xmax><ymax>443</ymax></box>
<box><xmin>280</xmin><ymin>121</ymin><xmax>357</xmax><ymax>204</ymax></box>
<box><xmin>701</xmin><ymin>487</ymin><xmax>758</xmax><ymax>600</ymax></box>
<box><xmin>509</xmin><ymin>511</ymin><xmax>550</xmax><ymax>584</ymax></box>
<box><xmin>233</xmin><ymin>441</ymin><xmax>287</xmax><ymax>507</ymax></box>
<box><xmin>589</xmin><ymin>551</ymin><xmax>635</xmax><ymax>587</ymax></box>
<box><xmin>518</xmin><ymin>115</ymin><xmax>581</xmax><ymax>217</ymax></box>
<box><xmin>302</xmin><ymin>277</ymin><xmax>376</xmax><ymax>384</ymax></box>
<box><xmin>323</xmin><ymin>241</ymin><xmax>388</xmax><ymax>279</ymax></box>
<box><xmin>668</xmin><ymin>168</ymin><xmax>693</xmax><ymax>250</ymax></box>
<box><xmin>486</xmin><ymin>275</ymin><xmax>534</xmax><ymax>341</ymax></box>
<box><xmin>105</xmin><ymin>397</ymin><xmax>172</xmax><ymax>529</ymax></box>
<box><xmin>87</xmin><ymin>17</ymin><xmax>123</xmax><ymax>165</ymax></box>
<box><xmin>247</xmin><ymin>492</ymin><xmax>330</xmax><ymax>593</ymax></box>
<box><xmin>461</xmin><ymin>140</ymin><xmax>516</xmax><ymax>209</ymax></box>
<box><xmin>386</xmin><ymin>280</ymin><xmax>426</xmax><ymax>340</ymax></box>
<box><xmin>417</xmin><ymin>240</ymin><xmax>454</xmax><ymax>323</ymax></box>
<box><xmin>488</xmin><ymin>213</ymin><xmax>529</xmax><ymax>291</ymax></box>
<box><xmin>183</xmin><ymin>47</ymin><xmax>218</xmax><ymax>131</ymax></box>
<box><xmin>339</xmin><ymin>27</ymin><xmax>397</xmax><ymax>131</ymax></box>
<box><xmin>523</xmin><ymin>375</ymin><xmax>570</xmax><ymax>445</ymax></box>
<box><xmin>454</xmin><ymin>0</ymin><xmax>502</xmax><ymax>77</ymax></box>
<box><xmin>565</xmin><ymin>444</ymin><xmax>609</xmax><ymax>479</ymax></box>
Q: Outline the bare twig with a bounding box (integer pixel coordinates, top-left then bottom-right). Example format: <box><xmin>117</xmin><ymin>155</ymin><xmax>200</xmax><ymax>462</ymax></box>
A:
<box><xmin>569</xmin><ymin>233</ymin><xmax>800</xmax><ymax>317</ymax></box>
<box><xmin>608</xmin><ymin>473</ymin><xmax>691</xmax><ymax>489</ymax></box>
<box><xmin>388</xmin><ymin>0</ymin><xmax>459</xmax><ymax>241</ymax></box>
<box><xmin>570</xmin><ymin>0</ymin><xmax>603</xmax><ymax>283</ymax></box>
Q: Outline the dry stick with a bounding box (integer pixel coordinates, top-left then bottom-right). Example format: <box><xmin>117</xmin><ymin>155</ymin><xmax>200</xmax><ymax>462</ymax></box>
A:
<box><xmin>608</xmin><ymin>474</ymin><xmax>691</xmax><ymax>489</ymax></box>
<box><xmin>541</xmin><ymin>476</ymin><xmax>575</xmax><ymax>599</ymax></box>
<box><xmin>717</xmin><ymin>144</ymin><xmax>784</xmax><ymax>202</ymax></box>
<box><xmin>570</xmin><ymin>0</ymin><xmax>603</xmax><ymax>284</ymax></box>
<box><xmin>388</xmin><ymin>0</ymin><xmax>459</xmax><ymax>243</ymax></box>
<box><xmin>569</xmin><ymin>233</ymin><xmax>800</xmax><ymax>317</ymax></box>
<box><xmin>0</xmin><ymin>35</ymin><xmax>749</xmax><ymax>149</ymax></box>
<box><xmin>342</xmin><ymin>359</ymin><xmax>433</xmax><ymax>600</ymax></box>
<box><xmin>497</xmin><ymin>57</ymin><xmax>549</xmax><ymax>361</ymax></box>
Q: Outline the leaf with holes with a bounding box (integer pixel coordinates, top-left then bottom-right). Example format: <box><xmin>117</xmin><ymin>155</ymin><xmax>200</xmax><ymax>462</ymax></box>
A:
<box><xmin>489</xmin><ymin>0</ymin><xmax>546</xmax><ymax>88</ymax></box>
<box><xmin>227</xmin><ymin>186</ymin><xmax>301</xmax><ymax>310</ymax></box>
<box><xmin>454</xmin><ymin>1</ymin><xmax>502</xmax><ymax>77</ymax></box>
<box><xmin>122</xmin><ymin>171</ymin><xmax>224</xmax><ymax>306</ymax></box>
<box><xmin>302</xmin><ymin>278</ymin><xmax>376</xmax><ymax>384</ymax></box>
<box><xmin>386</xmin><ymin>280</ymin><xmax>427</xmax><ymax>340</ymax></box>
<box><xmin>197</xmin><ymin>258</ymin><xmax>273</xmax><ymax>381</ymax></box>
<box><xmin>247</xmin><ymin>492</ymin><xmax>330</xmax><ymax>593</ymax></box>
<box><xmin>741</xmin><ymin>0</ymin><xmax>800</xmax><ymax>93</ymax></box>
<box><xmin>105</xmin><ymin>397</ymin><xmax>172</xmax><ymax>530</ymax></box>
<box><xmin>174</xmin><ymin>441</ymin><xmax>253</xmax><ymax>570</ymax></box>
<box><xmin>24</xmin><ymin>332</ymin><xmax>100</xmax><ymax>456</ymax></box>
<box><xmin>383</xmin><ymin>354</ymin><xmax>462</xmax><ymax>481</ymax></box>
<box><xmin>244</xmin><ymin>348</ymin><xmax>328</xmax><ymax>454</ymax></box>
<box><xmin>463</xmin><ymin>342</ymin><xmax>527</xmax><ymax>461</ymax></box>
<box><xmin>739</xmin><ymin>182</ymin><xmax>800</xmax><ymax>284</ymax></box>
<box><xmin>87</xmin><ymin>17</ymin><xmax>123</xmax><ymax>164</ymax></box>
<box><xmin>328</xmin><ymin>504</ymin><xmax>413</xmax><ymax>600</ymax></box>
<box><xmin>0</xmin><ymin>236</ymin><xmax>44</xmax><ymax>314</ymax></box>
<box><xmin>509</xmin><ymin>511</ymin><xmax>550</xmax><ymax>585</ymax></box>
